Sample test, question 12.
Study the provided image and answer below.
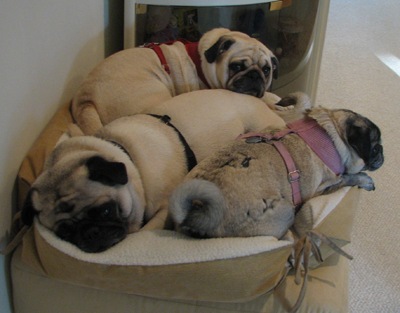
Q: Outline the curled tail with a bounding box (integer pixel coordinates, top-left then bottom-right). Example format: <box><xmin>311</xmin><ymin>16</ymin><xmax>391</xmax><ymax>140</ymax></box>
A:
<box><xmin>274</xmin><ymin>92</ymin><xmax>313</xmax><ymax>123</ymax></box>
<box><xmin>168</xmin><ymin>179</ymin><xmax>225</xmax><ymax>237</ymax></box>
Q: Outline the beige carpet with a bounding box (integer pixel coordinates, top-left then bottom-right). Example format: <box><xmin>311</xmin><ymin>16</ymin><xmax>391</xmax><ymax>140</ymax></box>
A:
<box><xmin>315</xmin><ymin>1</ymin><xmax>400</xmax><ymax>311</ymax></box>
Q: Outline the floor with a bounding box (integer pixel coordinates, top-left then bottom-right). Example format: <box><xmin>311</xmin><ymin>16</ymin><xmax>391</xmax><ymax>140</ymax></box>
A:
<box><xmin>315</xmin><ymin>1</ymin><xmax>400</xmax><ymax>311</ymax></box>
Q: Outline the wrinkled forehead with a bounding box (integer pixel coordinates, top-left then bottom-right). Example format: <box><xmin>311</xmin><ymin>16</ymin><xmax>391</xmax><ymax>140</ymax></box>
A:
<box><xmin>353</xmin><ymin>113</ymin><xmax>382</xmax><ymax>143</ymax></box>
<box><xmin>222</xmin><ymin>31</ymin><xmax>271</xmax><ymax>52</ymax></box>
<box><xmin>39</xmin><ymin>155</ymin><xmax>88</xmax><ymax>184</ymax></box>
<box><xmin>366</xmin><ymin>120</ymin><xmax>382</xmax><ymax>143</ymax></box>
<box><xmin>229</xmin><ymin>50</ymin><xmax>272</xmax><ymax>69</ymax></box>
<box><xmin>229</xmin><ymin>45</ymin><xmax>272</xmax><ymax>64</ymax></box>
<box><xmin>31</xmin><ymin>167</ymin><xmax>89</xmax><ymax>203</ymax></box>
<box><xmin>233</xmin><ymin>40</ymin><xmax>271</xmax><ymax>54</ymax></box>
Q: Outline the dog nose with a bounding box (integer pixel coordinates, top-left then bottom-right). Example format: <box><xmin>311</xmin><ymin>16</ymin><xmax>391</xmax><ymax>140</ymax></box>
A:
<box><xmin>83</xmin><ymin>226</ymin><xmax>101</xmax><ymax>241</ymax></box>
<box><xmin>247</xmin><ymin>69</ymin><xmax>262</xmax><ymax>79</ymax></box>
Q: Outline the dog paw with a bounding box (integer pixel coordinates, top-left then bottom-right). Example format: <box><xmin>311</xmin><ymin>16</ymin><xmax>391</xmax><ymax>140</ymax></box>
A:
<box><xmin>344</xmin><ymin>172</ymin><xmax>375</xmax><ymax>191</ymax></box>
<box><xmin>358</xmin><ymin>174</ymin><xmax>375</xmax><ymax>191</ymax></box>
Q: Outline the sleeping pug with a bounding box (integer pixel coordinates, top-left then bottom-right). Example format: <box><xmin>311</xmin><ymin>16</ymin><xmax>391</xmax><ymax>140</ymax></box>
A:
<box><xmin>71</xmin><ymin>28</ymin><xmax>278</xmax><ymax>135</ymax></box>
<box><xmin>21</xmin><ymin>114</ymin><xmax>190</xmax><ymax>253</ymax></box>
<box><xmin>169</xmin><ymin>100</ymin><xmax>384</xmax><ymax>239</ymax></box>
<box><xmin>21</xmin><ymin>90</ymin><xmax>287</xmax><ymax>252</ymax></box>
<box><xmin>142</xmin><ymin>89</ymin><xmax>285</xmax><ymax>162</ymax></box>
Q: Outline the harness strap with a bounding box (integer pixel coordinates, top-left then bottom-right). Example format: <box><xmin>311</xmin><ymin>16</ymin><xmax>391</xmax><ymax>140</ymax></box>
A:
<box><xmin>271</xmin><ymin>140</ymin><xmax>302</xmax><ymax>206</ymax></box>
<box><xmin>184</xmin><ymin>41</ymin><xmax>211</xmax><ymax>88</ymax></box>
<box><xmin>287</xmin><ymin>119</ymin><xmax>345</xmax><ymax>175</ymax></box>
<box><xmin>143</xmin><ymin>40</ymin><xmax>211</xmax><ymax>88</ymax></box>
<box><xmin>148</xmin><ymin>114</ymin><xmax>197</xmax><ymax>172</ymax></box>
<box><xmin>108</xmin><ymin>140</ymin><xmax>133</xmax><ymax>162</ymax></box>
<box><xmin>237</xmin><ymin>129</ymin><xmax>302</xmax><ymax>206</ymax></box>
<box><xmin>144</xmin><ymin>43</ymin><xmax>171</xmax><ymax>74</ymax></box>
<box><xmin>237</xmin><ymin>118</ymin><xmax>344</xmax><ymax>207</ymax></box>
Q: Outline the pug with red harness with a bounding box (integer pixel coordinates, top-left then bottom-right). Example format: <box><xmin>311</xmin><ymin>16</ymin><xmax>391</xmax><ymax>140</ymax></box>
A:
<box><xmin>71</xmin><ymin>28</ymin><xmax>279</xmax><ymax>135</ymax></box>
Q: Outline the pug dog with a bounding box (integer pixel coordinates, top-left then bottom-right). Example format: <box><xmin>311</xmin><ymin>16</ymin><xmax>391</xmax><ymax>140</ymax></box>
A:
<box><xmin>142</xmin><ymin>89</ymin><xmax>286</xmax><ymax>162</ymax></box>
<box><xmin>199</xmin><ymin>28</ymin><xmax>278</xmax><ymax>97</ymax></box>
<box><xmin>168</xmin><ymin>104</ymin><xmax>384</xmax><ymax>239</ymax></box>
<box><xmin>21</xmin><ymin>114</ymin><xmax>190</xmax><ymax>253</ymax></box>
<box><xmin>71</xmin><ymin>28</ymin><xmax>278</xmax><ymax>135</ymax></box>
<box><xmin>21</xmin><ymin>89</ymin><xmax>287</xmax><ymax>253</ymax></box>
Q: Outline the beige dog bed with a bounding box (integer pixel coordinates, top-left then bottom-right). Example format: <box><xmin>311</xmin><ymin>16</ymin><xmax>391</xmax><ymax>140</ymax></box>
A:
<box><xmin>10</xmin><ymin>100</ymin><xmax>360</xmax><ymax>313</ymax></box>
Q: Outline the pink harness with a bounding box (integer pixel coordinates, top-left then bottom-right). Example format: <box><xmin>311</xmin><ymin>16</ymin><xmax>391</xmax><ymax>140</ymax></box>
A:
<box><xmin>143</xmin><ymin>39</ymin><xmax>211</xmax><ymax>88</ymax></box>
<box><xmin>237</xmin><ymin>118</ymin><xmax>344</xmax><ymax>207</ymax></box>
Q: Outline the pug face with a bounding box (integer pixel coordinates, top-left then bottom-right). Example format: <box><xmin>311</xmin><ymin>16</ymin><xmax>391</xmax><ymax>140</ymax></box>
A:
<box><xmin>22</xmin><ymin>154</ymin><xmax>144</xmax><ymax>253</ymax></box>
<box><xmin>314</xmin><ymin>108</ymin><xmax>385</xmax><ymax>174</ymax></box>
<box><xmin>54</xmin><ymin>200</ymin><xmax>129</xmax><ymax>253</ymax></box>
<box><xmin>344</xmin><ymin>110</ymin><xmax>384</xmax><ymax>172</ymax></box>
<box><xmin>200</xmin><ymin>30</ymin><xmax>278</xmax><ymax>98</ymax></box>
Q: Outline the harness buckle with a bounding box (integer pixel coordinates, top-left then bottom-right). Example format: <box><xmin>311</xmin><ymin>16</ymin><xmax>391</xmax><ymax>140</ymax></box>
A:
<box><xmin>245</xmin><ymin>134</ymin><xmax>272</xmax><ymax>144</ymax></box>
<box><xmin>245</xmin><ymin>136</ymin><xmax>264</xmax><ymax>144</ymax></box>
<box><xmin>288</xmin><ymin>170</ymin><xmax>301</xmax><ymax>182</ymax></box>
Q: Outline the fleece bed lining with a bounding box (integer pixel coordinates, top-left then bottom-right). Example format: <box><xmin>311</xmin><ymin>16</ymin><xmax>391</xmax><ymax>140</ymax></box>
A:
<box><xmin>36</xmin><ymin>186</ymin><xmax>350</xmax><ymax>267</ymax></box>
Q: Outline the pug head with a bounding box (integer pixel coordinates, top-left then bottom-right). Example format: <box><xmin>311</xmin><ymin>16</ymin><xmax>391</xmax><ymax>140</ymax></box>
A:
<box><xmin>200</xmin><ymin>29</ymin><xmax>278</xmax><ymax>98</ymax></box>
<box><xmin>309</xmin><ymin>108</ymin><xmax>384</xmax><ymax>174</ymax></box>
<box><xmin>344</xmin><ymin>110</ymin><xmax>384</xmax><ymax>172</ymax></box>
<box><xmin>21</xmin><ymin>154</ymin><xmax>144</xmax><ymax>253</ymax></box>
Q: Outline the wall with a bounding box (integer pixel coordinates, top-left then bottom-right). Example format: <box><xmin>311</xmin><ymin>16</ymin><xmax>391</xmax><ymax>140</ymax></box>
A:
<box><xmin>0</xmin><ymin>1</ymin><xmax>123</xmax><ymax>312</ymax></box>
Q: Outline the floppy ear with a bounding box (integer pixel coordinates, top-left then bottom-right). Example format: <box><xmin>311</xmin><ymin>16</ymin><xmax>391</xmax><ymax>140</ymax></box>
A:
<box><xmin>21</xmin><ymin>189</ymin><xmax>38</xmax><ymax>226</ymax></box>
<box><xmin>204</xmin><ymin>37</ymin><xmax>235</xmax><ymax>63</ymax></box>
<box><xmin>271</xmin><ymin>57</ymin><xmax>279</xmax><ymax>79</ymax></box>
<box><xmin>86</xmin><ymin>156</ymin><xmax>128</xmax><ymax>186</ymax></box>
<box><xmin>347</xmin><ymin>123</ymin><xmax>371</xmax><ymax>162</ymax></box>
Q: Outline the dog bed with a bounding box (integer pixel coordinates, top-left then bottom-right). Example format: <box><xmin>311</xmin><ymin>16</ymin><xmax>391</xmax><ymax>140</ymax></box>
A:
<box><xmin>10</xmin><ymin>100</ymin><xmax>361</xmax><ymax>312</ymax></box>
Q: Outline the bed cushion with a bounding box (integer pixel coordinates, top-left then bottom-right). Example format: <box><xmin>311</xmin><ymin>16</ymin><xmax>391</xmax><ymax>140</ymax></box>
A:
<box><xmin>13</xmin><ymin>99</ymin><xmax>360</xmax><ymax>310</ymax></box>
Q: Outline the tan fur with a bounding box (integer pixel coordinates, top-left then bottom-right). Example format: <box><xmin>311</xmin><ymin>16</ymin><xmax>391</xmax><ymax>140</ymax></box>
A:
<box><xmin>71</xmin><ymin>28</ymin><xmax>278</xmax><ymax>135</ymax></box>
<box><xmin>199</xmin><ymin>29</ymin><xmax>277</xmax><ymax>92</ymax></box>
<box><xmin>142</xmin><ymin>90</ymin><xmax>286</xmax><ymax>162</ymax></box>
<box><xmin>67</xmin><ymin>123</ymin><xmax>84</xmax><ymax>137</ymax></box>
<box><xmin>29</xmin><ymin>114</ymin><xmax>188</xmax><ymax>234</ymax></box>
<box><xmin>72</xmin><ymin>43</ymin><xmax>195</xmax><ymax>135</ymax></box>
<box><xmin>168</xmin><ymin>107</ymin><xmax>383</xmax><ymax>239</ymax></box>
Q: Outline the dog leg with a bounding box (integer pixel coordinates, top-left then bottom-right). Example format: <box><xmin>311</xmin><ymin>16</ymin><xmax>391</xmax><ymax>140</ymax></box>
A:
<box><xmin>73</xmin><ymin>102</ymin><xmax>104</xmax><ymax>135</ymax></box>
<box><xmin>139</xmin><ymin>207</ymin><xmax>172</xmax><ymax>231</ymax></box>
<box><xmin>67</xmin><ymin>123</ymin><xmax>84</xmax><ymax>137</ymax></box>
<box><xmin>342</xmin><ymin>172</ymin><xmax>375</xmax><ymax>191</ymax></box>
<box><xmin>318</xmin><ymin>172</ymin><xmax>375</xmax><ymax>196</ymax></box>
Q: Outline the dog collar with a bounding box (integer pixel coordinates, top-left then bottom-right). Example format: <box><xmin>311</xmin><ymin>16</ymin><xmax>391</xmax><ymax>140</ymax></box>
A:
<box><xmin>237</xmin><ymin>118</ymin><xmax>344</xmax><ymax>207</ymax></box>
<box><xmin>143</xmin><ymin>40</ymin><xmax>211</xmax><ymax>89</ymax></box>
<box><xmin>148</xmin><ymin>114</ymin><xmax>197</xmax><ymax>172</ymax></box>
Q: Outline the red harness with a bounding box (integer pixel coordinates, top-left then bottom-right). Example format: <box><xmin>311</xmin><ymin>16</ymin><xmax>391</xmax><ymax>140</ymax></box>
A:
<box><xmin>237</xmin><ymin>118</ymin><xmax>344</xmax><ymax>207</ymax></box>
<box><xmin>143</xmin><ymin>39</ymin><xmax>211</xmax><ymax>88</ymax></box>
